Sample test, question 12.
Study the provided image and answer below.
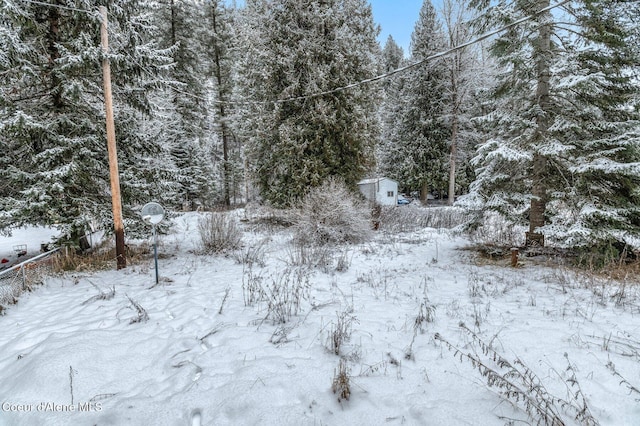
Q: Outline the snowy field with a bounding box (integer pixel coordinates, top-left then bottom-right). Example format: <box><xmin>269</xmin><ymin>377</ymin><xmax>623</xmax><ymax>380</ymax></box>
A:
<box><xmin>0</xmin><ymin>211</ymin><xmax>639</xmax><ymax>426</ymax></box>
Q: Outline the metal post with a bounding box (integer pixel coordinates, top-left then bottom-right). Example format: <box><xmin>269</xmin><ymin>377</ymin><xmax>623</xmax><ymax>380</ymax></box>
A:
<box><xmin>153</xmin><ymin>225</ymin><xmax>159</xmax><ymax>285</ymax></box>
<box><xmin>141</xmin><ymin>202</ymin><xmax>164</xmax><ymax>285</ymax></box>
<box><xmin>21</xmin><ymin>265</ymin><xmax>26</xmax><ymax>291</ymax></box>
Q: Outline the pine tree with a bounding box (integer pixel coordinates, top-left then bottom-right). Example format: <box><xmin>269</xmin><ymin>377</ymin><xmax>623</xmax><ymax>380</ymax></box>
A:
<box><xmin>379</xmin><ymin>35</ymin><xmax>404</xmax><ymax>93</ymax></box>
<box><xmin>468</xmin><ymin>0</ymin><xmax>640</xmax><ymax>249</ymax></box>
<box><xmin>379</xmin><ymin>0</ymin><xmax>450</xmax><ymax>202</ymax></box>
<box><xmin>0</xmin><ymin>0</ymin><xmax>172</xmax><ymax>241</ymax></box>
<box><xmin>203</xmin><ymin>0</ymin><xmax>238</xmax><ymax>206</ymax></box>
<box><xmin>376</xmin><ymin>36</ymin><xmax>405</xmax><ymax>184</ymax></box>
<box><xmin>236</xmin><ymin>0</ymin><xmax>381</xmax><ymax>207</ymax></box>
<box><xmin>151</xmin><ymin>0</ymin><xmax>215</xmax><ymax>210</ymax></box>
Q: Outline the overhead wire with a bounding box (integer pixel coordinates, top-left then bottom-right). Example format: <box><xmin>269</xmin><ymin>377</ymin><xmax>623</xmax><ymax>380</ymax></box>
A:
<box><xmin>259</xmin><ymin>0</ymin><xmax>573</xmax><ymax>106</ymax></box>
<box><xmin>13</xmin><ymin>0</ymin><xmax>572</xmax><ymax>106</ymax></box>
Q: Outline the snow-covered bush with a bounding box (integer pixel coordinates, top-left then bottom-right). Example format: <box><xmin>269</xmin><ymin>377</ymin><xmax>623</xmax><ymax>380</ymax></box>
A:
<box><xmin>467</xmin><ymin>211</ymin><xmax>527</xmax><ymax>247</ymax></box>
<box><xmin>198</xmin><ymin>212</ymin><xmax>242</xmax><ymax>254</ymax></box>
<box><xmin>293</xmin><ymin>178</ymin><xmax>372</xmax><ymax>246</ymax></box>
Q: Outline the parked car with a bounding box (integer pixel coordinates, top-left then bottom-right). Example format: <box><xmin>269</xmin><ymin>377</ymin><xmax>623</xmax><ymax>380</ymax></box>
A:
<box><xmin>397</xmin><ymin>194</ymin><xmax>411</xmax><ymax>205</ymax></box>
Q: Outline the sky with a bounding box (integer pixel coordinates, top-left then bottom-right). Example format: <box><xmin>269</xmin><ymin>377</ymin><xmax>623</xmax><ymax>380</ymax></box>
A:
<box><xmin>369</xmin><ymin>0</ymin><xmax>424</xmax><ymax>55</ymax></box>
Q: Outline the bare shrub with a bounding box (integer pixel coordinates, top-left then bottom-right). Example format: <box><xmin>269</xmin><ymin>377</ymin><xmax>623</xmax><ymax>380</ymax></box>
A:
<box><xmin>325</xmin><ymin>309</ymin><xmax>357</xmax><ymax>356</ymax></box>
<box><xmin>81</xmin><ymin>280</ymin><xmax>115</xmax><ymax>305</ymax></box>
<box><xmin>293</xmin><ymin>178</ymin><xmax>372</xmax><ymax>246</ymax></box>
<box><xmin>414</xmin><ymin>299</ymin><xmax>436</xmax><ymax>331</ymax></box>
<box><xmin>242</xmin><ymin>266</ymin><xmax>266</xmax><ymax>307</ymax></box>
<box><xmin>285</xmin><ymin>240</ymin><xmax>352</xmax><ymax>273</ymax></box>
<box><xmin>606</xmin><ymin>360</ymin><xmax>640</xmax><ymax>396</ymax></box>
<box><xmin>264</xmin><ymin>268</ymin><xmax>310</xmax><ymax>324</ymax></box>
<box><xmin>334</xmin><ymin>249</ymin><xmax>352</xmax><ymax>272</ymax></box>
<box><xmin>405</xmin><ymin>295</ymin><xmax>435</xmax><ymax>360</ymax></box>
<box><xmin>245</xmin><ymin>267</ymin><xmax>311</xmax><ymax>324</ymax></box>
<box><xmin>233</xmin><ymin>239</ymin><xmax>267</xmax><ymax>267</ymax></box>
<box><xmin>356</xmin><ymin>269</ymin><xmax>393</xmax><ymax>299</ymax></box>
<box><xmin>331</xmin><ymin>358</ymin><xmax>351</xmax><ymax>402</ymax></box>
<box><xmin>270</xmin><ymin>323</ymin><xmax>297</xmax><ymax>346</ymax></box>
<box><xmin>198</xmin><ymin>212</ymin><xmax>242</xmax><ymax>254</ymax></box>
<box><xmin>285</xmin><ymin>239</ymin><xmax>333</xmax><ymax>270</ymax></box>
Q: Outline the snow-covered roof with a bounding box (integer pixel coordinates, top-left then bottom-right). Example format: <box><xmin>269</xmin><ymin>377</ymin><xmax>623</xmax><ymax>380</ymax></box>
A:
<box><xmin>357</xmin><ymin>177</ymin><xmax>397</xmax><ymax>185</ymax></box>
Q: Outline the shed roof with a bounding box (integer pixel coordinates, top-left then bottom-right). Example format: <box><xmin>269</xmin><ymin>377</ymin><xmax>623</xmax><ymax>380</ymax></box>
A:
<box><xmin>357</xmin><ymin>177</ymin><xmax>397</xmax><ymax>186</ymax></box>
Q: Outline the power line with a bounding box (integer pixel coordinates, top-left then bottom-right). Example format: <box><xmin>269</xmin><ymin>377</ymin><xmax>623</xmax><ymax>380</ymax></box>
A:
<box><xmin>127</xmin><ymin>0</ymin><xmax>573</xmax><ymax>108</ymax></box>
<box><xmin>14</xmin><ymin>0</ymin><xmax>572</xmax><ymax>106</ymax></box>
<box><xmin>257</xmin><ymin>0</ymin><xmax>572</xmax><ymax>106</ymax></box>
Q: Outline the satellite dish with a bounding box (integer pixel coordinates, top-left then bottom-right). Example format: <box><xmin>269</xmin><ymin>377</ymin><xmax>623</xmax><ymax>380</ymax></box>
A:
<box><xmin>141</xmin><ymin>202</ymin><xmax>165</xmax><ymax>225</ymax></box>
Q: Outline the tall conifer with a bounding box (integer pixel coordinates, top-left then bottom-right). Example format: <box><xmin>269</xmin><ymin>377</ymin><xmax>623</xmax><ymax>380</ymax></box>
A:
<box><xmin>237</xmin><ymin>0</ymin><xmax>380</xmax><ymax>207</ymax></box>
<box><xmin>467</xmin><ymin>0</ymin><xmax>640</xmax><ymax>249</ymax></box>
<box><xmin>0</xmin><ymin>0</ymin><xmax>172</xmax><ymax>239</ymax></box>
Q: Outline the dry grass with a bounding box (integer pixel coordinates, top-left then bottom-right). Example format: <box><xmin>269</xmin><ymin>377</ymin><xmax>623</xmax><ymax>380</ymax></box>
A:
<box><xmin>596</xmin><ymin>259</ymin><xmax>640</xmax><ymax>284</ymax></box>
<box><xmin>331</xmin><ymin>358</ymin><xmax>351</xmax><ymax>402</ymax></box>
<box><xmin>378</xmin><ymin>205</ymin><xmax>470</xmax><ymax>233</ymax></box>
<box><xmin>51</xmin><ymin>242</ymin><xmax>150</xmax><ymax>273</ymax></box>
<box><xmin>436</xmin><ymin>324</ymin><xmax>600</xmax><ymax>426</ymax></box>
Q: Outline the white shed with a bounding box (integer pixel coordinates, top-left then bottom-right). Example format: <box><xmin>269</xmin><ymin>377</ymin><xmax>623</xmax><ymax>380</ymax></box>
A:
<box><xmin>357</xmin><ymin>177</ymin><xmax>398</xmax><ymax>206</ymax></box>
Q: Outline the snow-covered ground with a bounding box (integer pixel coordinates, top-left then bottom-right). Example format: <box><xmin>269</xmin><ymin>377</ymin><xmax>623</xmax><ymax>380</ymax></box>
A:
<box><xmin>0</xmin><ymin>211</ymin><xmax>638</xmax><ymax>426</ymax></box>
<box><xmin>0</xmin><ymin>227</ymin><xmax>59</xmax><ymax>268</ymax></box>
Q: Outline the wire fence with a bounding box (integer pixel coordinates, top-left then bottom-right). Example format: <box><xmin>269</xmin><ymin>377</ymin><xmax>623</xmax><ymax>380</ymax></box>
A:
<box><xmin>0</xmin><ymin>248</ymin><xmax>60</xmax><ymax>306</ymax></box>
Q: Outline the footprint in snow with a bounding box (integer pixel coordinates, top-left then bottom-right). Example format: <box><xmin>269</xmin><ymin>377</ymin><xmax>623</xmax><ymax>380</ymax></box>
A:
<box><xmin>190</xmin><ymin>409</ymin><xmax>202</xmax><ymax>426</ymax></box>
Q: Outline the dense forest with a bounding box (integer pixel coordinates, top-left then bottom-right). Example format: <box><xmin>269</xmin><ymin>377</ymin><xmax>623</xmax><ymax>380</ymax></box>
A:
<box><xmin>0</xmin><ymin>0</ymin><xmax>638</xmax><ymax>251</ymax></box>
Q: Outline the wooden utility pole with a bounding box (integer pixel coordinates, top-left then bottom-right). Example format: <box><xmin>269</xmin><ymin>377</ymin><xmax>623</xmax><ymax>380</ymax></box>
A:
<box><xmin>100</xmin><ymin>6</ymin><xmax>126</xmax><ymax>269</ymax></box>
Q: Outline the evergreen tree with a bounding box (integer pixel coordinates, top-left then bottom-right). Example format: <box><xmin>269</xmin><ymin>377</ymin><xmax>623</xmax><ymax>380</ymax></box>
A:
<box><xmin>441</xmin><ymin>0</ymin><xmax>481</xmax><ymax>205</ymax></box>
<box><xmin>151</xmin><ymin>0</ymin><xmax>214</xmax><ymax>210</ymax></box>
<box><xmin>203</xmin><ymin>0</ymin><xmax>238</xmax><ymax>206</ymax></box>
<box><xmin>0</xmin><ymin>0</ymin><xmax>172</xmax><ymax>240</ymax></box>
<box><xmin>379</xmin><ymin>0</ymin><xmax>450</xmax><ymax>201</ymax></box>
<box><xmin>236</xmin><ymin>0</ymin><xmax>381</xmax><ymax>207</ymax></box>
<box><xmin>379</xmin><ymin>35</ymin><xmax>404</xmax><ymax>92</ymax></box>
<box><xmin>468</xmin><ymin>0</ymin><xmax>640</xmax><ymax>249</ymax></box>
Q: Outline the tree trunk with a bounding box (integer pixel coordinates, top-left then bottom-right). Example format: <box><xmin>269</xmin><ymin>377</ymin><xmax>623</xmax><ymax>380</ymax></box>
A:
<box><xmin>211</xmin><ymin>3</ymin><xmax>231</xmax><ymax>207</ymax></box>
<box><xmin>420</xmin><ymin>181</ymin><xmax>429</xmax><ymax>205</ymax></box>
<box><xmin>170</xmin><ymin>0</ymin><xmax>176</xmax><ymax>46</ymax></box>
<box><xmin>448</xmin><ymin>112</ymin><xmax>458</xmax><ymax>206</ymax></box>
<box><xmin>48</xmin><ymin>5</ymin><xmax>62</xmax><ymax>109</ymax></box>
<box><xmin>528</xmin><ymin>0</ymin><xmax>551</xmax><ymax>244</ymax></box>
